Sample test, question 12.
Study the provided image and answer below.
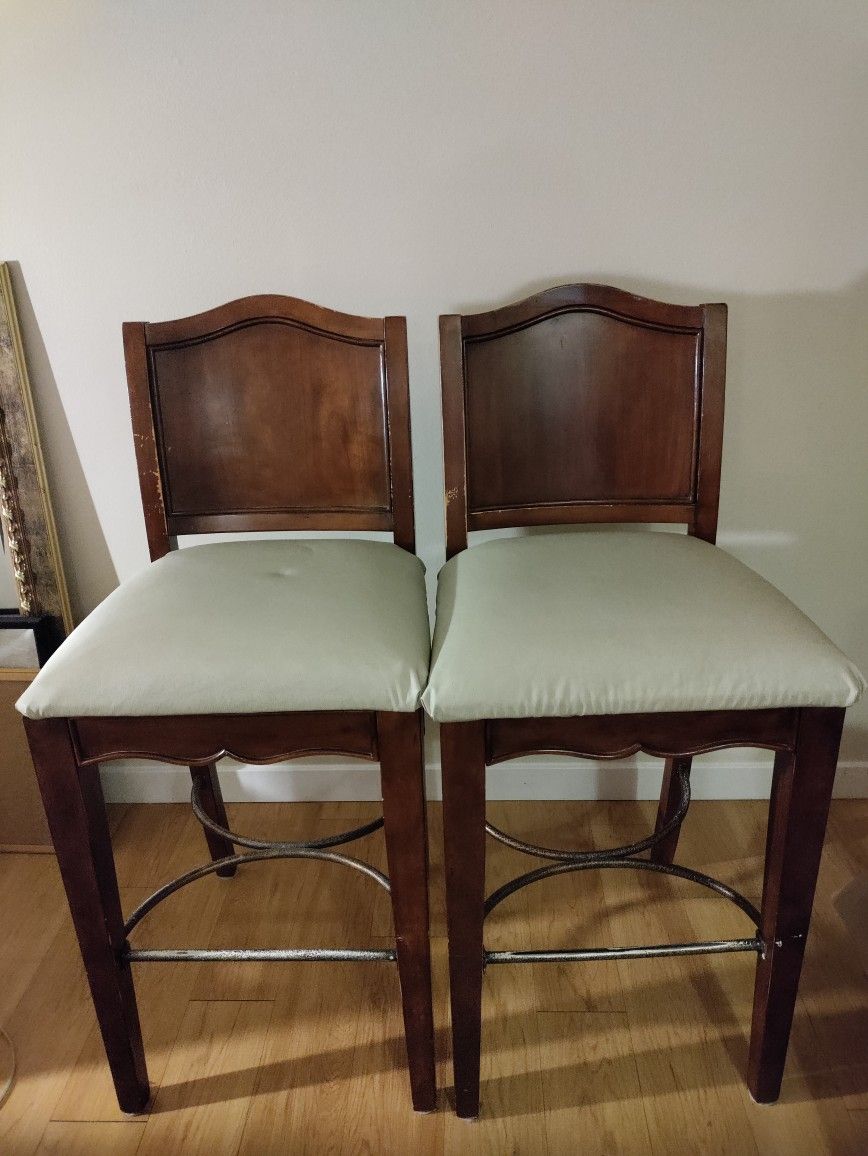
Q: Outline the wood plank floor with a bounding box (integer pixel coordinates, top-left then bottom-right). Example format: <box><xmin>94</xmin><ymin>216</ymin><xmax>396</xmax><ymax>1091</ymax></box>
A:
<box><xmin>1</xmin><ymin>799</ymin><xmax>866</xmax><ymax>1154</ymax></box>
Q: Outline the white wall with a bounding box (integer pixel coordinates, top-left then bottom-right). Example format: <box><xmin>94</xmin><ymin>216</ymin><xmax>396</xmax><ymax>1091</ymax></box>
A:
<box><xmin>2</xmin><ymin>1</ymin><xmax>866</xmax><ymax>799</ymax></box>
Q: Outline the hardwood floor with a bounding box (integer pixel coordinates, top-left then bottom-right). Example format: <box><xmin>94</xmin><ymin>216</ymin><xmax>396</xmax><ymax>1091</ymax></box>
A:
<box><xmin>0</xmin><ymin>799</ymin><xmax>865</xmax><ymax>1154</ymax></box>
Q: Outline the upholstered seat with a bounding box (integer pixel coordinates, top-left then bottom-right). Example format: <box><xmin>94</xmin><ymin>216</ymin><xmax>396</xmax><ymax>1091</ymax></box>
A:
<box><xmin>422</xmin><ymin>530</ymin><xmax>864</xmax><ymax>722</ymax></box>
<box><xmin>19</xmin><ymin>539</ymin><xmax>431</xmax><ymax>719</ymax></box>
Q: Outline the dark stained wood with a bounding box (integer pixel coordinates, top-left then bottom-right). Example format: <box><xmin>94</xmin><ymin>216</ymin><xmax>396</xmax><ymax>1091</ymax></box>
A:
<box><xmin>144</xmin><ymin>294</ymin><xmax>382</xmax><ymax>346</ymax></box>
<box><xmin>24</xmin><ymin>717</ymin><xmax>150</xmax><ymax>1113</ymax></box>
<box><xmin>467</xmin><ymin>501</ymin><xmax>694</xmax><ymax>532</ymax></box>
<box><xmin>485</xmin><ymin>709</ymin><xmax>797</xmax><ymax>764</ymax></box>
<box><xmin>189</xmin><ymin>763</ymin><xmax>237</xmax><ymax>877</ymax></box>
<box><xmin>22</xmin><ymin>295</ymin><xmax>432</xmax><ymax>1115</ymax></box>
<box><xmin>152</xmin><ymin>325</ymin><xmax>388</xmax><ymax>519</ymax></box>
<box><xmin>123</xmin><ymin>295</ymin><xmax>416</xmax><ymax>562</ymax></box>
<box><xmin>748</xmin><ymin>707</ymin><xmax>845</xmax><ymax>1103</ymax></box>
<box><xmin>168</xmin><ymin>509</ymin><xmax>393</xmax><ymax>537</ymax></box>
<box><xmin>436</xmin><ymin>284</ymin><xmax>850</xmax><ymax>1117</ymax></box>
<box><xmin>459</xmin><ymin>282</ymin><xmax>708</xmax><ymax>339</ymax></box>
<box><xmin>649</xmin><ymin>756</ymin><xmax>693</xmax><ymax>865</ymax></box>
<box><xmin>383</xmin><ymin>316</ymin><xmax>416</xmax><ymax>553</ymax></box>
<box><xmin>377</xmin><ymin>711</ymin><xmax>436</xmax><ymax>1111</ymax></box>
<box><xmin>439</xmin><ymin>314</ymin><xmax>469</xmax><ymax>561</ymax></box>
<box><xmin>439</xmin><ymin>284</ymin><xmax>727</xmax><ymax>555</ymax></box>
<box><xmin>465</xmin><ymin>314</ymin><xmax>698</xmax><ymax>508</ymax></box>
<box><xmin>440</xmin><ymin>721</ymin><xmax>487</xmax><ymax>1119</ymax></box>
<box><xmin>71</xmin><ymin>712</ymin><xmax>378</xmax><ymax>767</ymax></box>
<box><xmin>692</xmin><ymin>303</ymin><xmax>728</xmax><ymax>542</ymax></box>
<box><xmin>124</xmin><ymin>322</ymin><xmax>172</xmax><ymax>560</ymax></box>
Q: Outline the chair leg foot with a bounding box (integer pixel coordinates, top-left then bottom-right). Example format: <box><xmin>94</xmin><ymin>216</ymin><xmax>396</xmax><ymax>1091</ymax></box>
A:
<box><xmin>378</xmin><ymin>711</ymin><xmax>436</xmax><ymax>1112</ymax></box>
<box><xmin>395</xmin><ymin>928</ymin><xmax>437</xmax><ymax>1113</ymax></box>
<box><xmin>441</xmin><ymin>720</ymin><xmax>486</xmax><ymax>1120</ymax></box>
<box><xmin>747</xmin><ymin>708</ymin><xmax>844</xmax><ymax>1102</ymax></box>
<box><xmin>649</xmin><ymin>756</ymin><xmax>692</xmax><ymax>865</ymax></box>
<box><xmin>25</xmin><ymin>718</ymin><xmax>150</xmax><ymax>1113</ymax></box>
<box><xmin>190</xmin><ymin>763</ymin><xmax>237</xmax><ymax>876</ymax></box>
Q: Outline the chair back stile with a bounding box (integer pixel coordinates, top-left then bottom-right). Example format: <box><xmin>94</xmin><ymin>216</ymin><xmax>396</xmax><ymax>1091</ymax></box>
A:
<box><xmin>123</xmin><ymin>295</ymin><xmax>415</xmax><ymax>561</ymax></box>
<box><xmin>440</xmin><ymin>284</ymin><xmax>727</xmax><ymax>558</ymax></box>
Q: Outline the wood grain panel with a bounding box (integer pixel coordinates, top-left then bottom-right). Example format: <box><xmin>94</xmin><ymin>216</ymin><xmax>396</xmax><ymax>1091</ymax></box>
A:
<box><xmin>124</xmin><ymin>295</ymin><xmax>416</xmax><ymax>557</ymax></box>
<box><xmin>151</xmin><ymin>321</ymin><xmax>389</xmax><ymax>518</ymax></box>
<box><xmin>440</xmin><ymin>283</ymin><xmax>726</xmax><ymax>555</ymax></box>
<box><xmin>465</xmin><ymin>310</ymin><xmax>700</xmax><ymax>510</ymax></box>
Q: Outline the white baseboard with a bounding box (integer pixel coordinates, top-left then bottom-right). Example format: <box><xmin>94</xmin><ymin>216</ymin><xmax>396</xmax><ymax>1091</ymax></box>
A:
<box><xmin>100</xmin><ymin>754</ymin><xmax>868</xmax><ymax>803</ymax></box>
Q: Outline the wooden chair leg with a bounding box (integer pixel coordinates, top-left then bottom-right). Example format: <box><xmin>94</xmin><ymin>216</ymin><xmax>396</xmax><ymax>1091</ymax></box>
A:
<box><xmin>649</xmin><ymin>756</ymin><xmax>692</xmax><ymax>864</ymax></box>
<box><xmin>440</xmin><ymin>720</ymin><xmax>486</xmax><ymax>1119</ymax></box>
<box><xmin>378</xmin><ymin>710</ymin><xmax>436</xmax><ymax>1112</ymax></box>
<box><xmin>190</xmin><ymin>763</ymin><xmax>237</xmax><ymax>876</ymax></box>
<box><xmin>747</xmin><ymin>706</ymin><xmax>844</xmax><ymax>1103</ymax></box>
<box><xmin>24</xmin><ymin>717</ymin><xmax>150</xmax><ymax>1113</ymax></box>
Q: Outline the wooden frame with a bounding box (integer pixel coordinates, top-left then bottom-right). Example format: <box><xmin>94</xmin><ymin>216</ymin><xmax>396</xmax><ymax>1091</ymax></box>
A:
<box><xmin>123</xmin><ymin>295</ymin><xmax>415</xmax><ymax>559</ymax></box>
<box><xmin>24</xmin><ymin>296</ymin><xmax>434</xmax><ymax>1114</ymax></box>
<box><xmin>441</xmin><ymin>283</ymin><xmax>726</xmax><ymax>557</ymax></box>
<box><xmin>437</xmin><ymin>283</ymin><xmax>847</xmax><ymax>1117</ymax></box>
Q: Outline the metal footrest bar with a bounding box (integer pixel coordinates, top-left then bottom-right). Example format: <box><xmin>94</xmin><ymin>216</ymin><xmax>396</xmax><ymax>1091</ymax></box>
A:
<box><xmin>485</xmin><ymin>764</ymin><xmax>691</xmax><ymax>863</ymax></box>
<box><xmin>125</xmin><ymin>947</ymin><xmax>397</xmax><ymax>964</ymax></box>
<box><xmin>124</xmin><ymin>847</ymin><xmax>391</xmax><ymax>939</ymax></box>
<box><xmin>486</xmin><ymin>938</ymin><xmax>762</xmax><ymax>965</ymax></box>
<box><xmin>190</xmin><ymin>779</ymin><xmax>384</xmax><ymax>852</ymax></box>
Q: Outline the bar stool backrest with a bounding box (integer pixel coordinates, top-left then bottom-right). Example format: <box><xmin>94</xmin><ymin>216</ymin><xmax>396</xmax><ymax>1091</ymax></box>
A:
<box><xmin>123</xmin><ymin>296</ymin><xmax>415</xmax><ymax>560</ymax></box>
<box><xmin>440</xmin><ymin>284</ymin><xmax>727</xmax><ymax>557</ymax></box>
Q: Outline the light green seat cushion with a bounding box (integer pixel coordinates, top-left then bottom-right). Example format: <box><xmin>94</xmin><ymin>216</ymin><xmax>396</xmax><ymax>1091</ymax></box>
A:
<box><xmin>421</xmin><ymin>531</ymin><xmax>865</xmax><ymax>723</ymax></box>
<box><xmin>17</xmin><ymin>540</ymin><xmax>431</xmax><ymax>719</ymax></box>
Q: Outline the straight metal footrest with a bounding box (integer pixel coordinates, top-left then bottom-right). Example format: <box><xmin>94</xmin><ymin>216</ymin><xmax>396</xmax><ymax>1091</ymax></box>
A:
<box><xmin>125</xmin><ymin>947</ymin><xmax>397</xmax><ymax>964</ymax></box>
<box><xmin>485</xmin><ymin>937</ymin><xmax>762</xmax><ymax>966</ymax></box>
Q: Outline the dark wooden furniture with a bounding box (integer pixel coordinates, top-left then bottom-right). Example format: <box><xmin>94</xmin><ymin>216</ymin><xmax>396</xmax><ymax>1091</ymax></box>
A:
<box><xmin>437</xmin><ymin>284</ymin><xmax>846</xmax><ymax>1117</ymax></box>
<box><xmin>24</xmin><ymin>295</ymin><xmax>435</xmax><ymax>1113</ymax></box>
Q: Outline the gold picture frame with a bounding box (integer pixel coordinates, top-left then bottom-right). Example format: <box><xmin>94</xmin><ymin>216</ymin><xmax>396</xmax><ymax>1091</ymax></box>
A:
<box><xmin>0</xmin><ymin>262</ymin><xmax>72</xmax><ymax>635</ymax></box>
<box><xmin>1</xmin><ymin>262</ymin><xmax>72</xmax><ymax>850</ymax></box>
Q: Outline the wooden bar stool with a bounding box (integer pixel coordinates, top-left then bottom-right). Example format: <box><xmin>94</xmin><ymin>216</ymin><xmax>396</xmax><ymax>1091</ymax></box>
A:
<box><xmin>18</xmin><ymin>295</ymin><xmax>436</xmax><ymax>1113</ymax></box>
<box><xmin>423</xmin><ymin>284</ymin><xmax>865</xmax><ymax>1118</ymax></box>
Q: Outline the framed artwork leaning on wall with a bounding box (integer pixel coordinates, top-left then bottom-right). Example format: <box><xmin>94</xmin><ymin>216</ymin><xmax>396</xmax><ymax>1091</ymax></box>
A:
<box><xmin>0</xmin><ymin>262</ymin><xmax>71</xmax><ymax>850</ymax></box>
